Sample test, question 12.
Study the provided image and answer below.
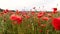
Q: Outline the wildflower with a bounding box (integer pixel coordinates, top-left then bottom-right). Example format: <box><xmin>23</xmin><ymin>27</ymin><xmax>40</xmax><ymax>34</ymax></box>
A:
<box><xmin>31</xmin><ymin>11</ymin><xmax>35</xmax><ymax>15</ymax></box>
<box><xmin>3</xmin><ymin>9</ymin><xmax>9</xmax><ymax>14</ymax></box>
<box><xmin>15</xmin><ymin>10</ymin><xmax>20</xmax><ymax>14</ymax></box>
<box><xmin>37</xmin><ymin>12</ymin><xmax>45</xmax><ymax>18</ymax></box>
<box><xmin>5</xmin><ymin>9</ymin><xmax>9</xmax><ymax>12</ymax></box>
<box><xmin>52</xmin><ymin>17</ymin><xmax>60</xmax><ymax>30</ymax></box>
<box><xmin>25</xmin><ymin>15</ymin><xmax>30</xmax><ymax>19</ymax></box>
<box><xmin>52</xmin><ymin>8</ymin><xmax>57</xmax><ymax>14</ymax></box>
<box><xmin>10</xmin><ymin>14</ymin><xmax>22</xmax><ymax>24</ymax></box>
<box><xmin>42</xmin><ymin>16</ymin><xmax>49</xmax><ymax>21</ymax></box>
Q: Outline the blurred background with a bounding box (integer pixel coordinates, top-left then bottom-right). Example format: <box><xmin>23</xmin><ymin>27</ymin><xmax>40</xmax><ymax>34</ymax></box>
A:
<box><xmin>0</xmin><ymin>0</ymin><xmax>60</xmax><ymax>11</ymax></box>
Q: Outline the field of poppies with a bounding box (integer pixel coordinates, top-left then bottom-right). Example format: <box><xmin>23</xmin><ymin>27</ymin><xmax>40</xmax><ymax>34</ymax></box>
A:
<box><xmin>0</xmin><ymin>8</ymin><xmax>60</xmax><ymax>34</ymax></box>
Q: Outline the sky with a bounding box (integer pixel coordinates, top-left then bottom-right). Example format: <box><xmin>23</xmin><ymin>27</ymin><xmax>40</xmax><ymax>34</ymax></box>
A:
<box><xmin>0</xmin><ymin>0</ymin><xmax>60</xmax><ymax>11</ymax></box>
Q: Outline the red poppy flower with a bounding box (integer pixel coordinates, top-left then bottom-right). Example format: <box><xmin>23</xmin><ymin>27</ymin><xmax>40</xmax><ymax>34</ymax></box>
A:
<box><xmin>42</xmin><ymin>17</ymin><xmax>49</xmax><ymax>21</ymax></box>
<box><xmin>31</xmin><ymin>11</ymin><xmax>35</xmax><ymax>15</ymax></box>
<box><xmin>52</xmin><ymin>8</ymin><xmax>57</xmax><ymax>14</ymax></box>
<box><xmin>10</xmin><ymin>14</ymin><xmax>17</xmax><ymax>21</ymax></box>
<box><xmin>22</xmin><ymin>11</ymin><xmax>27</xmax><ymax>15</ymax></box>
<box><xmin>15</xmin><ymin>10</ymin><xmax>20</xmax><ymax>14</ymax></box>
<box><xmin>10</xmin><ymin>14</ymin><xmax>22</xmax><ymax>24</ymax></box>
<box><xmin>53</xmin><ymin>8</ymin><xmax>57</xmax><ymax>11</ymax></box>
<box><xmin>5</xmin><ymin>9</ymin><xmax>9</xmax><ymax>12</ymax></box>
<box><xmin>3</xmin><ymin>10</ymin><xmax>7</xmax><ymax>13</ymax></box>
<box><xmin>3</xmin><ymin>9</ymin><xmax>9</xmax><ymax>13</ymax></box>
<box><xmin>26</xmin><ymin>15</ymin><xmax>30</xmax><ymax>19</ymax></box>
<box><xmin>37</xmin><ymin>12</ymin><xmax>45</xmax><ymax>18</ymax></box>
<box><xmin>52</xmin><ymin>17</ymin><xmax>60</xmax><ymax>30</ymax></box>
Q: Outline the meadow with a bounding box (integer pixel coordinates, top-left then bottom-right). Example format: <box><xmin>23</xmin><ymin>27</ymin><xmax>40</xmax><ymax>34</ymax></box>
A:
<box><xmin>0</xmin><ymin>8</ymin><xmax>60</xmax><ymax>34</ymax></box>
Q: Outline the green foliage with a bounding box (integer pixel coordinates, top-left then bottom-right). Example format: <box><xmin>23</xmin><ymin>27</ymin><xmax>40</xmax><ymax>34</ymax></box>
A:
<box><xmin>0</xmin><ymin>12</ymin><xmax>60</xmax><ymax>34</ymax></box>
